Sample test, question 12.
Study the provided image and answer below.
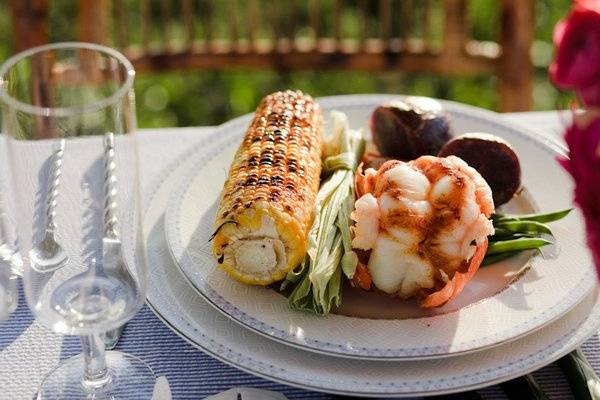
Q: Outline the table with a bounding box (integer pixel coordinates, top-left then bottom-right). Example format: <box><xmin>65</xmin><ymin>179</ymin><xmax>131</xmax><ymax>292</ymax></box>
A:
<box><xmin>0</xmin><ymin>111</ymin><xmax>590</xmax><ymax>400</ymax></box>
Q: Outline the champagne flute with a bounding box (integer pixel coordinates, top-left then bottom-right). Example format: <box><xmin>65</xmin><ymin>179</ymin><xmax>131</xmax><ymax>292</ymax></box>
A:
<box><xmin>0</xmin><ymin>148</ymin><xmax>20</xmax><ymax>322</ymax></box>
<box><xmin>0</xmin><ymin>42</ymin><xmax>155</xmax><ymax>399</ymax></box>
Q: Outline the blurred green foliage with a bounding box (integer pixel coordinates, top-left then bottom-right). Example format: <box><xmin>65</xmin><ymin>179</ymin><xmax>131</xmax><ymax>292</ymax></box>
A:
<box><xmin>1</xmin><ymin>0</ymin><xmax>574</xmax><ymax>127</ymax></box>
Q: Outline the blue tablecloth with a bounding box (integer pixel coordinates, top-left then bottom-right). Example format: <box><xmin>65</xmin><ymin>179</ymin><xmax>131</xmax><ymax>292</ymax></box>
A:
<box><xmin>1</xmin><ymin>282</ymin><xmax>328</xmax><ymax>399</ymax></box>
<box><xmin>3</xmin><ymin>279</ymin><xmax>594</xmax><ymax>400</ymax></box>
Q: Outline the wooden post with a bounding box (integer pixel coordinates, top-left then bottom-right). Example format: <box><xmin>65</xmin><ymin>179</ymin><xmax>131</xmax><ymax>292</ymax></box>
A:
<box><xmin>161</xmin><ymin>0</ymin><xmax>173</xmax><ymax>48</ymax></box>
<box><xmin>398</xmin><ymin>0</ymin><xmax>411</xmax><ymax>43</ymax></box>
<box><xmin>114</xmin><ymin>0</ymin><xmax>127</xmax><ymax>49</ymax></box>
<box><xmin>334</xmin><ymin>0</ymin><xmax>342</xmax><ymax>51</ymax></box>
<box><xmin>442</xmin><ymin>0</ymin><xmax>467</xmax><ymax>59</ymax></box>
<box><xmin>248</xmin><ymin>0</ymin><xmax>258</xmax><ymax>50</ymax></box>
<box><xmin>269</xmin><ymin>2</ymin><xmax>283</xmax><ymax>51</ymax></box>
<box><xmin>141</xmin><ymin>0</ymin><xmax>151</xmax><ymax>50</ymax></box>
<box><xmin>499</xmin><ymin>0</ymin><xmax>534</xmax><ymax>112</ymax></box>
<box><xmin>10</xmin><ymin>0</ymin><xmax>49</xmax><ymax>53</ymax></box>
<box><xmin>309</xmin><ymin>0</ymin><xmax>319</xmax><ymax>41</ymax></box>
<box><xmin>9</xmin><ymin>0</ymin><xmax>51</xmax><ymax>138</ymax></box>
<box><xmin>359</xmin><ymin>0</ymin><xmax>368</xmax><ymax>48</ymax></box>
<box><xmin>202</xmin><ymin>0</ymin><xmax>213</xmax><ymax>48</ymax></box>
<box><xmin>181</xmin><ymin>0</ymin><xmax>195</xmax><ymax>50</ymax></box>
<box><xmin>78</xmin><ymin>0</ymin><xmax>109</xmax><ymax>44</ymax></box>
<box><xmin>229</xmin><ymin>1</ymin><xmax>239</xmax><ymax>48</ymax></box>
<box><xmin>76</xmin><ymin>0</ymin><xmax>110</xmax><ymax>89</ymax></box>
<box><xmin>380</xmin><ymin>0</ymin><xmax>391</xmax><ymax>50</ymax></box>
<box><xmin>289</xmin><ymin>0</ymin><xmax>297</xmax><ymax>50</ymax></box>
<box><xmin>423</xmin><ymin>0</ymin><xmax>432</xmax><ymax>48</ymax></box>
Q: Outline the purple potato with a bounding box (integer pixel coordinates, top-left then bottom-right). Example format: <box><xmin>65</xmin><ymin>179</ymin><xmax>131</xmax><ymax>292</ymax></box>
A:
<box><xmin>438</xmin><ymin>133</ymin><xmax>521</xmax><ymax>206</ymax></box>
<box><xmin>369</xmin><ymin>97</ymin><xmax>452</xmax><ymax>159</ymax></box>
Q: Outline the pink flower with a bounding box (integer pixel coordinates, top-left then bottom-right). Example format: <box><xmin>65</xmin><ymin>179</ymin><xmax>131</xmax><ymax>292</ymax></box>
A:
<box><xmin>559</xmin><ymin>110</ymin><xmax>600</xmax><ymax>271</ymax></box>
<box><xmin>549</xmin><ymin>0</ymin><xmax>600</xmax><ymax>107</ymax></box>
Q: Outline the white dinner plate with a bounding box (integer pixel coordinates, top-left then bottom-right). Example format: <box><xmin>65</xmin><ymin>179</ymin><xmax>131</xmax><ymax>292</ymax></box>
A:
<box><xmin>164</xmin><ymin>95</ymin><xmax>595</xmax><ymax>360</ymax></box>
<box><xmin>121</xmin><ymin>131</ymin><xmax>600</xmax><ymax>398</ymax></box>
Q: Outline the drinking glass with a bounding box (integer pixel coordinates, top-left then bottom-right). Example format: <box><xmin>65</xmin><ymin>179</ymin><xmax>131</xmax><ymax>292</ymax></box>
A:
<box><xmin>0</xmin><ymin>42</ymin><xmax>154</xmax><ymax>399</ymax></box>
<box><xmin>0</xmin><ymin>161</ymin><xmax>23</xmax><ymax>322</ymax></box>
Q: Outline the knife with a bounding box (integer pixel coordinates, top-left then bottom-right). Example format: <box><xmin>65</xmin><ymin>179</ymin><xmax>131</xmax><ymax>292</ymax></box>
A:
<box><xmin>101</xmin><ymin>132</ymin><xmax>129</xmax><ymax>350</ymax></box>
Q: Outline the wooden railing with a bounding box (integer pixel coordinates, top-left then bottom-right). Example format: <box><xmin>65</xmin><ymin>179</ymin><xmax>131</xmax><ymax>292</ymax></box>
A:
<box><xmin>10</xmin><ymin>0</ymin><xmax>534</xmax><ymax>111</ymax></box>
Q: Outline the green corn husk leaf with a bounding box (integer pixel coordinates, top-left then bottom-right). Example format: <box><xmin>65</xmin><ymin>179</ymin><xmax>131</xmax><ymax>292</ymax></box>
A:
<box><xmin>287</xmin><ymin>263</ymin><xmax>312</xmax><ymax>306</ymax></box>
<box><xmin>322</xmin><ymin>152</ymin><xmax>356</xmax><ymax>176</ymax></box>
<box><xmin>556</xmin><ymin>348</ymin><xmax>600</xmax><ymax>400</ymax></box>
<box><xmin>285</xmin><ymin>111</ymin><xmax>364</xmax><ymax>315</ymax></box>
<box><xmin>337</xmin><ymin>186</ymin><xmax>358</xmax><ymax>279</ymax></box>
<box><xmin>311</xmin><ymin>233</ymin><xmax>344</xmax><ymax>308</ymax></box>
<box><xmin>324</xmin><ymin>258</ymin><xmax>343</xmax><ymax>312</ymax></box>
<box><xmin>282</xmin><ymin>174</ymin><xmax>342</xmax><ymax>290</ymax></box>
<box><xmin>340</xmin><ymin>250</ymin><xmax>359</xmax><ymax>279</ymax></box>
<box><xmin>500</xmin><ymin>374</ymin><xmax>550</xmax><ymax>400</ymax></box>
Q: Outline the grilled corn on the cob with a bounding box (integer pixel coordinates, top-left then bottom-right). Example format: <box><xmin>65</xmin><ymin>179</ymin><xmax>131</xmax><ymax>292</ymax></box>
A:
<box><xmin>212</xmin><ymin>90</ymin><xmax>323</xmax><ymax>285</ymax></box>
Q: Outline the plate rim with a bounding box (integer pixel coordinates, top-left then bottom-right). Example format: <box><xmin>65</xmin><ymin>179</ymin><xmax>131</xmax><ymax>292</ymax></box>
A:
<box><xmin>147</xmin><ymin>287</ymin><xmax>600</xmax><ymax>397</ymax></box>
<box><xmin>164</xmin><ymin>94</ymin><xmax>594</xmax><ymax>360</ymax></box>
<box><xmin>136</xmin><ymin>122</ymin><xmax>600</xmax><ymax>397</ymax></box>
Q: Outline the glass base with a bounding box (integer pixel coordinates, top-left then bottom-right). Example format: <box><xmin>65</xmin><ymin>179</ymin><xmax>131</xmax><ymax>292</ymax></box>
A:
<box><xmin>37</xmin><ymin>351</ymin><xmax>156</xmax><ymax>400</ymax></box>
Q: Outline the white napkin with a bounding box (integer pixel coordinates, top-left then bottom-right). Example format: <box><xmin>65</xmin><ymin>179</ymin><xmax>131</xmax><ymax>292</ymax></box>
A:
<box><xmin>203</xmin><ymin>388</ymin><xmax>288</xmax><ymax>400</ymax></box>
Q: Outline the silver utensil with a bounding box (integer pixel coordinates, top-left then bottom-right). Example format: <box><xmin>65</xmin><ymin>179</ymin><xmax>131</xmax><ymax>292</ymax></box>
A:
<box><xmin>102</xmin><ymin>325</ymin><xmax>124</xmax><ymax>350</ymax></box>
<box><xmin>29</xmin><ymin>139</ymin><xmax>70</xmax><ymax>273</ymax></box>
<box><xmin>151</xmin><ymin>376</ymin><xmax>172</xmax><ymax>400</ymax></box>
<box><xmin>203</xmin><ymin>388</ymin><xmax>288</xmax><ymax>400</ymax></box>
<box><xmin>101</xmin><ymin>132</ymin><xmax>131</xmax><ymax>350</ymax></box>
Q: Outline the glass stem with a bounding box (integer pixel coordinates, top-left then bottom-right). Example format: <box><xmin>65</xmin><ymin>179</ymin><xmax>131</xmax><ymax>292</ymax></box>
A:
<box><xmin>80</xmin><ymin>333</ymin><xmax>110</xmax><ymax>390</ymax></box>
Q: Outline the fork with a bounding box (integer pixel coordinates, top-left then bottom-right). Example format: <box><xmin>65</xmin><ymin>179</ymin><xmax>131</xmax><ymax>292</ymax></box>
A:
<box><xmin>29</xmin><ymin>139</ymin><xmax>70</xmax><ymax>273</ymax></box>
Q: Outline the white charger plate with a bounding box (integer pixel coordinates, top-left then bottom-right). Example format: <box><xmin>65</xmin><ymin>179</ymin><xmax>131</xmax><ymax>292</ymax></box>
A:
<box><xmin>123</xmin><ymin>130</ymin><xmax>600</xmax><ymax>398</ymax></box>
<box><xmin>164</xmin><ymin>95</ymin><xmax>595</xmax><ymax>360</ymax></box>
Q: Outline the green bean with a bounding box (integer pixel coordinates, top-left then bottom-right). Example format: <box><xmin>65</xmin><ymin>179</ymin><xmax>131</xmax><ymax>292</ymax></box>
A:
<box><xmin>492</xmin><ymin>208</ymin><xmax>572</xmax><ymax>223</ymax></box>
<box><xmin>494</xmin><ymin>220</ymin><xmax>553</xmax><ymax>235</ymax></box>
<box><xmin>486</xmin><ymin>238</ymin><xmax>552</xmax><ymax>255</ymax></box>
<box><xmin>482</xmin><ymin>251</ymin><xmax>520</xmax><ymax>266</ymax></box>
<box><xmin>488</xmin><ymin>227</ymin><xmax>513</xmax><ymax>237</ymax></box>
<box><xmin>489</xmin><ymin>232</ymin><xmax>538</xmax><ymax>242</ymax></box>
<box><xmin>556</xmin><ymin>348</ymin><xmax>600</xmax><ymax>400</ymax></box>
